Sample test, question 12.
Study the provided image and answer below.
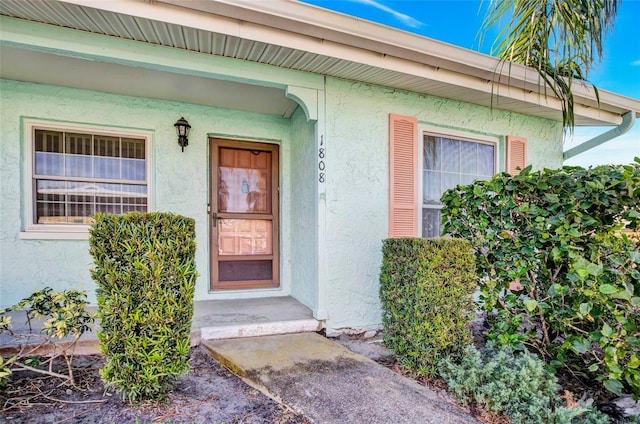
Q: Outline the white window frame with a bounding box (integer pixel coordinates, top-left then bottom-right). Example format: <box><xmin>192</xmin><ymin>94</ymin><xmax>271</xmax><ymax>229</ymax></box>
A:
<box><xmin>20</xmin><ymin>119</ymin><xmax>153</xmax><ymax>240</ymax></box>
<box><xmin>418</xmin><ymin>126</ymin><xmax>499</xmax><ymax>238</ymax></box>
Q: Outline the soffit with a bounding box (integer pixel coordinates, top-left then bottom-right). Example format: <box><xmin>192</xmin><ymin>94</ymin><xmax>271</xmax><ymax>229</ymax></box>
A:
<box><xmin>0</xmin><ymin>0</ymin><xmax>636</xmax><ymax>126</ymax></box>
<box><xmin>0</xmin><ymin>46</ymin><xmax>298</xmax><ymax>118</ymax></box>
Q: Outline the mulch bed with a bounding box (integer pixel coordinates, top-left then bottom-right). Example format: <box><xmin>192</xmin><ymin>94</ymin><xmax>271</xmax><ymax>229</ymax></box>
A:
<box><xmin>1</xmin><ymin>347</ymin><xmax>309</xmax><ymax>424</ymax></box>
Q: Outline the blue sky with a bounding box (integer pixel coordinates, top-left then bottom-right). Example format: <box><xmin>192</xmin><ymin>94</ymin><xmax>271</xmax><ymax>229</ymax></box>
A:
<box><xmin>302</xmin><ymin>0</ymin><xmax>640</xmax><ymax>167</ymax></box>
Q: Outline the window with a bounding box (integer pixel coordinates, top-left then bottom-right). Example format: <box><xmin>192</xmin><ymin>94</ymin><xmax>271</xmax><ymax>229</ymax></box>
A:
<box><xmin>25</xmin><ymin>122</ymin><xmax>150</xmax><ymax>234</ymax></box>
<box><xmin>421</xmin><ymin>134</ymin><xmax>496</xmax><ymax>237</ymax></box>
<box><xmin>389</xmin><ymin>114</ymin><xmax>525</xmax><ymax>239</ymax></box>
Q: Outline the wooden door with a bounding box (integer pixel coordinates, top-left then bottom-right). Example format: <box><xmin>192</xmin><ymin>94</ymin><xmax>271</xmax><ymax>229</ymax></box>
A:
<box><xmin>210</xmin><ymin>138</ymin><xmax>279</xmax><ymax>290</ymax></box>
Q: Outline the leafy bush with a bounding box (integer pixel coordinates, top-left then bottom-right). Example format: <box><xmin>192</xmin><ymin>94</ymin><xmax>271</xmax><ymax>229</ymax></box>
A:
<box><xmin>89</xmin><ymin>212</ymin><xmax>198</xmax><ymax>402</ymax></box>
<box><xmin>441</xmin><ymin>160</ymin><xmax>640</xmax><ymax>397</ymax></box>
<box><xmin>439</xmin><ymin>345</ymin><xmax>611</xmax><ymax>424</ymax></box>
<box><xmin>0</xmin><ymin>287</ymin><xmax>95</xmax><ymax>386</ymax></box>
<box><xmin>379</xmin><ymin>237</ymin><xmax>476</xmax><ymax>376</ymax></box>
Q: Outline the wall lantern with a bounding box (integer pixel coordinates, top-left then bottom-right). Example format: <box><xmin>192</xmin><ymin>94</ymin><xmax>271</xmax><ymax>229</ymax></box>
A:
<box><xmin>174</xmin><ymin>117</ymin><xmax>191</xmax><ymax>152</ymax></box>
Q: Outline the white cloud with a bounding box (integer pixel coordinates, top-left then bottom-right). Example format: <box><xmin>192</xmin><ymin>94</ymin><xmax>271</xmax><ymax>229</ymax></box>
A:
<box><xmin>632</xmin><ymin>59</ymin><xmax>640</xmax><ymax>66</ymax></box>
<box><xmin>352</xmin><ymin>0</ymin><xmax>424</xmax><ymax>28</ymax></box>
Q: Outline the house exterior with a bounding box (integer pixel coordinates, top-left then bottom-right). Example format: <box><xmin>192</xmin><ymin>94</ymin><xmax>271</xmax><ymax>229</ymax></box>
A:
<box><xmin>1</xmin><ymin>0</ymin><xmax>638</xmax><ymax>334</ymax></box>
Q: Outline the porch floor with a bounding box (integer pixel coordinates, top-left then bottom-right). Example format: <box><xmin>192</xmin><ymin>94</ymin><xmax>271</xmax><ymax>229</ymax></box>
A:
<box><xmin>1</xmin><ymin>296</ymin><xmax>321</xmax><ymax>355</ymax></box>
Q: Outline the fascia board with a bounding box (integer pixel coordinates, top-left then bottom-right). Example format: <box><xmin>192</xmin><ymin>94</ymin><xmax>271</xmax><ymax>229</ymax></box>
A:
<box><xmin>159</xmin><ymin>1</ymin><xmax>609</xmax><ymax>98</ymax></box>
<box><xmin>571</xmin><ymin>82</ymin><xmax>640</xmax><ymax>116</ymax></box>
<box><xmin>196</xmin><ymin>0</ymin><xmax>640</xmax><ymax>116</ymax></box>
<box><xmin>59</xmin><ymin>0</ymin><xmax>638</xmax><ymax>119</ymax></box>
<box><xmin>21</xmin><ymin>1</ymin><xmax>640</xmax><ymax>123</ymax></box>
<box><xmin>53</xmin><ymin>0</ymin><xmax>546</xmax><ymax>87</ymax></box>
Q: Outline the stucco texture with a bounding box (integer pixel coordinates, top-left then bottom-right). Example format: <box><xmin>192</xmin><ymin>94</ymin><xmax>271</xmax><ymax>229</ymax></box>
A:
<box><xmin>0</xmin><ymin>79</ymin><xmax>294</xmax><ymax>308</ymax></box>
<box><xmin>288</xmin><ymin>107</ymin><xmax>319</xmax><ymax>314</ymax></box>
<box><xmin>1</xmin><ymin>75</ymin><xmax>564</xmax><ymax>334</ymax></box>
<box><xmin>321</xmin><ymin>77</ymin><xmax>562</xmax><ymax>332</ymax></box>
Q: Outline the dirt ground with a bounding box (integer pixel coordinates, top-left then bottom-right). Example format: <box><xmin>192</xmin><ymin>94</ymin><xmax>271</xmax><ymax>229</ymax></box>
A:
<box><xmin>2</xmin><ymin>329</ymin><xmax>623</xmax><ymax>424</ymax></box>
<box><xmin>0</xmin><ymin>330</ymin><xmax>527</xmax><ymax>424</ymax></box>
<box><xmin>1</xmin><ymin>346</ymin><xmax>309</xmax><ymax>424</ymax></box>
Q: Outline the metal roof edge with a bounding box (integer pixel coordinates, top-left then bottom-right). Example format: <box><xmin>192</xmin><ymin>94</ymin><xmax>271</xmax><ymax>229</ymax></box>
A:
<box><xmin>162</xmin><ymin>0</ymin><xmax>519</xmax><ymax>79</ymax></box>
<box><xmin>40</xmin><ymin>0</ymin><xmax>640</xmax><ymax>120</ymax></box>
<box><xmin>157</xmin><ymin>0</ymin><xmax>640</xmax><ymax>117</ymax></box>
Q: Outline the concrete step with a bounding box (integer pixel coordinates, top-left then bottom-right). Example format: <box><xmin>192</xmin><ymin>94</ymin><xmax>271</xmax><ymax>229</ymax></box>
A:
<box><xmin>199</xmin><ymin>318</ymin><xmax>321</xmax><ymax>340</ymax></box>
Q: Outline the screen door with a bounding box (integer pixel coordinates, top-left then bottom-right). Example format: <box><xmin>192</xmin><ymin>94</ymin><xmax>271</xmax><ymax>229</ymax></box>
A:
<box><xmin>210</xmin><ymin>138</ymin><xmax>279</xmax><ymax>290</ymax></box>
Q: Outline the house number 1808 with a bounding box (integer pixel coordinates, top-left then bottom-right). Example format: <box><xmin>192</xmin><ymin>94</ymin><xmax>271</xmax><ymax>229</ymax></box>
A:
<box><xmin>318</xmin><ymin>136</ymin><xmax>325</xmax><ymax>183</ymax></box>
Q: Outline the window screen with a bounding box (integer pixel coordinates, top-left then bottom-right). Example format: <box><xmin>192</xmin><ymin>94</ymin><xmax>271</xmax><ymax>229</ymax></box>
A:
<box><xmin>422</xmin><ymin>134</ymin><xmax>495</xmax><ymax>237</ymax></box>
<box><xmin>33</xmin><ymin>129</ymin><xmax>147</xmax><ymax>225</ymax></box>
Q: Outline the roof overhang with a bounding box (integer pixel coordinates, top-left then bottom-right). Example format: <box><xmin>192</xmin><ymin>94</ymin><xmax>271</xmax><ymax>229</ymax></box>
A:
<box><xmin>1</xmin><ymin>0</ymin><xmax>638</xmax><ymax>125</ymax></box>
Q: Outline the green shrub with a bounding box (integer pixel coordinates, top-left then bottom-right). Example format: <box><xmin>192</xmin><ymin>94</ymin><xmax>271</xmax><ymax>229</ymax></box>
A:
<box><xmin>0</xmin><ymin>287</ymin><xmax>95</xmax><ymax>386</ymax></box>
<box><xmin>379</xmin><ymin>237</ymin><xmax>476</xmax><ymax>376</ymax></box>
<box><xmin>575</xmin><ymin>409</ymin><xmax>614</xmax><ymax>424</ymax></box>
<box><xmin>89</xmin><ymin>212</ymin><xmax>198</xmax><ymax>403</ymax></box>
<box><xmin>441</xmin><ymin>160</ymin><xmax>640</xmax><ymax>397</ymax></box>
<box><xmin>439</xmin><ymin>345</ymin><xmax>611</xmax><ymax>424</ymax></box>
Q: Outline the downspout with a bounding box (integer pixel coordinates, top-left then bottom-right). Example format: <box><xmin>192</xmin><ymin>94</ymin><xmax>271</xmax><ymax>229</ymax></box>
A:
<box><xmin>563</xmin><ymin>111</ymin><xmax>636</xmax><ymax>161</ymax></box>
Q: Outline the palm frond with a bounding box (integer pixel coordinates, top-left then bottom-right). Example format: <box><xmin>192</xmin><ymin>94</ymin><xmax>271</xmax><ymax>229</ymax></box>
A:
<box><xmin>481</xmin><ymin>0</ymin><xmax>618</xmax><ymax>134</ymax></box>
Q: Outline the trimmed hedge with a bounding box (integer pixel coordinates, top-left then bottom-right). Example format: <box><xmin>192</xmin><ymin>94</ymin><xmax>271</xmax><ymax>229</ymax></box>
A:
<box><xmin>379</xmin><ymin>237</ymin><xmax>476</xmax><ymax>376</ymax></box>
<box><xmin>89</xmin><ymin>212</ymin><xmax>197</xmax><ymax>402</ymax></box>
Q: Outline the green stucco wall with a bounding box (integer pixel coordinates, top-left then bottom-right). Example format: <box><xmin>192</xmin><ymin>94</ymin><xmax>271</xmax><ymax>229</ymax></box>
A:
<box><xmin>288</xmin><ymin>107</ymin><xmax>319</xmax><ymax>314</ymax></box>
<box><xmin>0</xmin><ymin>79</ymin><xmax>296</xmax><ymax>308</ymax></box>
<box><xmin>0</xmin><ymin>74</ymin><xmax>563</xmax><ymax>333</ymax></box>
<box><xmin>0</xmin><ymin>11</ymin><xmax>571</xmax><ymax>332</ymax></box>
<box><xmin>321</xmin><ymin>77</ymin><xmax>563</xmax><ymax>332</ymax></box>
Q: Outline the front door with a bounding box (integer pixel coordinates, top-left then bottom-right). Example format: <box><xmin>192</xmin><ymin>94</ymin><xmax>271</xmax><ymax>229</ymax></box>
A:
<box><xmin>210</xmin><ymin>138</ymin><xmax>279</xmax><ymax>290</ymax></box>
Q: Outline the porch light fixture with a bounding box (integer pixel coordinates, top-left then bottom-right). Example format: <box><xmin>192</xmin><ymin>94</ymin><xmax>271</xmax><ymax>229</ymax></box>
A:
<box><xmin>174</xmin><ymin>117</ymin><xmax>191</xmax><ymax>152</ymax></box>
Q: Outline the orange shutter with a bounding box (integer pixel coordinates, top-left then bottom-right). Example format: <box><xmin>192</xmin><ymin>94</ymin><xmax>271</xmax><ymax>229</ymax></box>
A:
<box><xmin>506</xmin><ymin>136</ymin><xmax>527</xmax><ymax>175</ymax></box>
<box><xmin>389</xmin><ymin>114</ymin><xmax>418</xmax><ymax>237</ymax></box>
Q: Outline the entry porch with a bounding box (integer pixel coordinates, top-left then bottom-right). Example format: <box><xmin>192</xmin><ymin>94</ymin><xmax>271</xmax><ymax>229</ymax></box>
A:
<box><xmin>0</xmin><ymin>296</ymin><xmax>321</xmax><ymax>356</ymax></box>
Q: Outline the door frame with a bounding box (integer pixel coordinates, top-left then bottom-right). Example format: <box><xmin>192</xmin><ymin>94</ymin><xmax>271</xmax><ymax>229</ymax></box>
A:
<box><xmin>209</xmin><ymin>138</ymin><xmax>280</xmax><ymax>290</ymax></box>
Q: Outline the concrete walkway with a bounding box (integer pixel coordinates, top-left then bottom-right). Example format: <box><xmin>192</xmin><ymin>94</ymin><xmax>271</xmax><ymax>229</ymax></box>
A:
<box><xmin>203</xmin><ymin>333</ymin><xmax>479</xmax><ymax>424</ymax></box>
